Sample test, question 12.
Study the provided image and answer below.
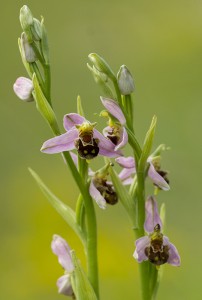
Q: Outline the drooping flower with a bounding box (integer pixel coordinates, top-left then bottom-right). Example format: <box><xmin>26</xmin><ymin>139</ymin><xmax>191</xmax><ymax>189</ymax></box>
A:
<box><xmin>100</xmin><ymin>97</ymin><xmax>128</xmax><ymax>151</ymax></box>
<box><xmin>69</xmin><ymin>152</ymin><xmax>132</xmax><ymax>209</ymax></box>
<box><xmin>41</xmin><ymin>113</ymin><xmax>122</xmax><ymax>159</ymax></box>
<box><xmin>133</xmin><ymin>196</ymin><xmax>180</xmax><ymax>266</ymax></box>
<box><xmin>13</xmin><ymin>77</ymin><xmax>34</xmax><ymax>102</ymax></box>
<box><xmin>51</xmin><ymin>234</ymin><xmax>74</xmax><ymax>296</ymax></box>
<box><xmin>89</xmin><ymin>163</ymin><xmax>118</xmax><ymax>209</ymax></box>
<box><xmin>116</xmin><ymin>156</ymin><xmax>170</xmax><ymax>191</ymax></box>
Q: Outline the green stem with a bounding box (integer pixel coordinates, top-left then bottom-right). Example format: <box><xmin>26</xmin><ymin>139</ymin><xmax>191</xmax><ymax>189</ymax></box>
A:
<box><xmin>149</xmin><ymin>265</ymin><xmax>158</xmax><ymax>299</ymax></box>
<box><xmin>112</xmin><ymin>77</ymin><xmax>122</xmax><ymax>106</ymax></box>
<box><xmin>84</xmin><ymin>188</ymin><xmax>99</xmax><ymax>299</ymax></box>
<box><xmin>75</xmin><ymin>157</ymin><xmax>99</xmax><ymax>299</ymax></box>
<box><xmin>122</xmin><ymin>94</ymin><xmax>134</xmax><ymax>128</ymax></box>
<box><xmin>44</xmin><ymin>63</ymin><xmax>52</xmax><ymax>105</ymax></box>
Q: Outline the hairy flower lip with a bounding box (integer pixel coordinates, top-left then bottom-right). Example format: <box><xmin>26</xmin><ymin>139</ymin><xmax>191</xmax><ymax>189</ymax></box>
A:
<box><xmin>41</xmin><ymin>113</ymin><xmax>122</xmax><ymax>158</ymax></box>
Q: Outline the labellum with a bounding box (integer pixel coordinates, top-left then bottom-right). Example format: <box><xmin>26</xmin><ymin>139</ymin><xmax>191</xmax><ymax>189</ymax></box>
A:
<box><xmin>75</xmin><ymin>130</ymin><xmax>99</xmax><ymax>160</ymax></box>
<box><xmin>145</xmin><ymin>224</ymin><xmax>169</xmax><ymax>265</ymax></box>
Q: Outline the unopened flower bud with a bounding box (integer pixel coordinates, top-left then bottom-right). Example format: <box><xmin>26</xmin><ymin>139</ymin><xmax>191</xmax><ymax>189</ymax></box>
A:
<box><xmin>88</xmin><ymin>53</ymin><xmax>115</xmax><ymax>81</ymax></box>
<box><xmin>19</xmin><ymin>5</ymin><xmax>33</xmax><ymax>42</ymax></box>
<box><xmin>13</xmin><ymin>77</ymin><xmax>34</xmax><ymax>102</ymax></box>
<box><xmin>31</xmin><ymin>18</ymin><xmax>42</xmax><ymax>41</ymax></box>
<box><xmin>21</xmin><ymin>32</ymin><xmax>37</xmax><ymax>63</ymax></box>
<box><xmin>117</xmin><ymin>65</ymin><xmax>135</xmax><ymax>95</ymax></box>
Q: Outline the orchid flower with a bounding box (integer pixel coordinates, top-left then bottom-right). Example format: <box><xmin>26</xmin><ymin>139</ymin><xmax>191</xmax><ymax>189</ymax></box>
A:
<box><xmin>41</xmin><ymin>113</ymin><xmax>122</xmax><ymax>159</ymax></box>
<box><xmin>100</xmin><ymin>97</ymin><xmax>128</xmax><ymax>151</ymax></box>
<box><xmin>89</xmin><ymin>164</ymin><xmax>118</xmax><ymax>209</ymax></box>
<box><xmin>51</xmin><ymin>234</ymin><xmax>74</xmax><ymax>296</ymax></box>
<box><xmin>69</xmin><ymin>152</ymin><xmax>133</xmax><ymax>209</ymax></box>
<box><xmin>116</xmin><ymin>156</ymin><xmax>170</xmax><ymax>191</ymax></box>
<box><xmin>133</xmin><ymin>196</ymin><xmax>180</xmax><ymax>266</ymax></box>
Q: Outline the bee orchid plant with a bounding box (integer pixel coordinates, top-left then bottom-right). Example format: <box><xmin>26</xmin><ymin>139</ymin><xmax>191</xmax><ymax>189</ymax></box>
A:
<box><xmin>14</xmin><ymin>5</ymin><xmax>180</xmax><ymax>300</ymax></box>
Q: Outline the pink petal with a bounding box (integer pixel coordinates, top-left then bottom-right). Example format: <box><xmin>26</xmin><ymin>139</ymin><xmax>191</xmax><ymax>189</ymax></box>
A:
<box><xmin>115</xmin><ymin>156</ymin><xmax>136</xmax><ymax>169</ymax></box>
<box><xmin>102</xmin><ymin>126</ymin><xmax>111</xmax><ymax>138</ymax></box>
<box><xmin>63</xmin><ymin>113</ymin><xmax>85</xmax><ymax>131</ymax></box>
<box><xmin>114</xmin><ymin>127</ymin><xmax>128</xmax><ymax>150</ymax></box>
<box><xmin>13</xmin><ymin>77</ymin><xmax>34</xmax><ymax>101</ymax></box>
<box><xmin>94</xmin><ymin>129</ymin><xmax>122</xmax><ymax>158</ymax></box>
<box><xmin>148</xmin><ymin>162</ymin><xmax>170</xmax><ymax>191</ymax></box>
<box><xmin>51</xmin><ymin>235</ymin><xmax>74</xmax><ymax>272</ymax></box>
<box><xmin>163</xmin><ymin>236</ymin><xmax>181</xmax><ymax>266</ymax></box>
<box><xmin>118</xmin><ymin>168</ymin><xmax>135</xmax><ymax>182</ymax></box>
<box><xmin>144</xmin><ymin>196</ymin><xmax>162</xmax><ymax>234</ymax></box>
<box><xmin>40</xmin><ymin>129</ymin><xmax>78</xmax><ymax>154</ymax></box>
<box><xmin>89</xmin><ymin>180</ymin><xmax>106</xmax><ymax>209</ymax></box>
<box><xmin>133</xmin><ymin>236</ymin><xmax>150</xmax><ymax>263</ymax></box>
<box><xmin>100</xmin><ymin>97</ymin><xmax>126</xmax><ymax>124</ymax></box>
<box><xmin>57</xmin><ymin>274</ymin><xmax>73</xmax><ymax>296</ymax></box>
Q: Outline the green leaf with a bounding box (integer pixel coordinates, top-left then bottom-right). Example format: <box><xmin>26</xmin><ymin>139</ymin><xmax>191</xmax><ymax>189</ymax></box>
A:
<box><xmin>138</xmin><ymin>115</ymin><xmax>157</xmax><ymax>172</ymax></box>
<box><xmin>71</xmin><ymin>250</ymin><xmax>97</xmax><ymax>300</ymax></box>
<box><xmin>32</xmin><ymin>73</ymin><xmax>60</xmax><ymax>135</ymax></box>
<box><xmin>108</xmin><ymin>163</ymin><xmax>137</xmax><ymax>227</ymax></box>
<box><xmin>29</xmin><ymin>168</ymin><xmax>86</xmax><ymax>247</ymax></box>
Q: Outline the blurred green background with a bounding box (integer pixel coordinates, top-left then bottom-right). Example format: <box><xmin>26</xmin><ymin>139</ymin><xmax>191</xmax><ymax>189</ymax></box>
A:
<box><xmin>1</xmin><ymin>0</ymin><xmax>202</xmax><ymax>299</ymax></box>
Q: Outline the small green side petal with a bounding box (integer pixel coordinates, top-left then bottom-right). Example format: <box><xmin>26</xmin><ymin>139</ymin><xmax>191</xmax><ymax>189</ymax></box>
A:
<box><xmin>77</xmin><ymin>95</ymin><xmax>85</xmax><ymax>117</ymax></box>
<box><xmin>160</xmin><ymin>203</ymin><xmax>166</xmax><ymax>233</ymax></box>
<box><xmin>29</xmin><ymin>168</ymin><xmax>86</xmax><ymax>247</ymax></box>
<box><xmin>71</xmin><ymin>250</ymin><xmax>98</xmax><ymax>300</ymax></box>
